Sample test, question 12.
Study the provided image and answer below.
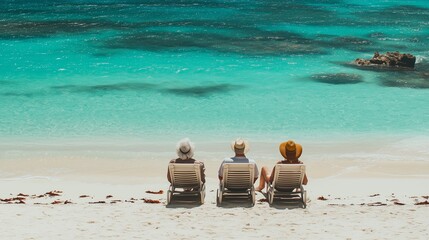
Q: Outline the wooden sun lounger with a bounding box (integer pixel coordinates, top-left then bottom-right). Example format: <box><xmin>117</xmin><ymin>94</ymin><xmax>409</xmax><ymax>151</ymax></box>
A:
<box><xmin>217</xmin><ymin>163</ymin><xmax>256</xmax><ymax>206</ymax></box>
<box><xmin>167</xmin><ymin>163</ymin><xmax>205</xmax><ymax>205</ymax></box>
<box><xmin>267</xmin><ymin>164</ymin><xmax>307</xmax><ymax>208</ymax></box>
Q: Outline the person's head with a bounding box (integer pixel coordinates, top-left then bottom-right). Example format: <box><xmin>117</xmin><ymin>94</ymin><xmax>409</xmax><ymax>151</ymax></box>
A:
<box><xmin>231</xmin><ymin>138</ymin><xmax>249</xmax><ymax>156</ymax></box>
<box><xmin>176</xmin><ymin>138</ymin><xmax>195</xmax><ymax>160</ymax></box>
<box><xmin>279</xmin><ymin>140</ymin><xmax>302</xmax><ymax>162</ymax></box>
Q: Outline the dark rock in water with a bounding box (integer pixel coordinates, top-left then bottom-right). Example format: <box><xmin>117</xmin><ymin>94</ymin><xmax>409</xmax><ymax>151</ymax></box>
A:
<box><xmin>339</xmin><ymin>62</ymin><xmax>414</xmax><ymax>73</ymax></box>
<box><xmin>311</xmin><ymin>73</ymin><xmax>363</xmax><ymax>85</ymax></box>
<box><xmin>355</xmin><ymin>52</ymin><xmax>416</xmax><ymax>68</ymax></box>
<box><xmin>343</xmin><ymin>59</ymin><xmax>429</xmax><ymax>89</ymax></box>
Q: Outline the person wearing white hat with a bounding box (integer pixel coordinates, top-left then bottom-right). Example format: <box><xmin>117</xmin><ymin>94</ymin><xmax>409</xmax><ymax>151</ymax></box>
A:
<box><xmin>167</xmin><ymin>138</ymin><xmax>205</xmax><ymax>183</ymax></box>
<box><xmin>218</xmin><ymin>138</ymin><xmax>259</xmax><ymax>182</ymax></box>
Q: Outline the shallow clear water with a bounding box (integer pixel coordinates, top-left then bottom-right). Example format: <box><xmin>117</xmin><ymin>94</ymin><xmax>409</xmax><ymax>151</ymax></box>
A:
<box><xmin>1</xmin><ymin>0</ymin><xmax>429</xmax><ymax>141</ymax></box>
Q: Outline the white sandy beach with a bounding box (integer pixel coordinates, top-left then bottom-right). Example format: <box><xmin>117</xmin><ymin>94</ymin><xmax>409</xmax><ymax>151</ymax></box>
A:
<box><xmin>1</xmin><ymin>136</ymin><xmax>429</xmax><ymax>239</ymax></box>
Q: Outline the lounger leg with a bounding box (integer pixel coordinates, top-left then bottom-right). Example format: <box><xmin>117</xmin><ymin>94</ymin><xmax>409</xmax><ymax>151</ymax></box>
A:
<box><xmin>267</xmin><ymin>192</ymin><xmax>270</xmax><ymax>204</ymax></box>
<box><xmin>268</xmin><ymin>187</ymin><xmax>274</xmax><ymax>205</ymax></box>
<box><xmin>167</xmin><ymin>188</ymin><xmax>172</xmax><ymax>205</ymax></box>
<box><xmin>251</xmin><ymin>187</ymin><xmax>256</xmax><ymax>206</ymax></box>
<box><xmin>216</xmin><ymin>189</ymin><xmax>222</xmax><ymax>206</ymax></box>
<box><xmin>200</xmin><ymin>184</ymin><xmax>205</xmax><ymax>204</ymax></box>
<box><xmin>302</xmin><ymin>190</ymin><xmax>307</xmax><ymax>209</ymax></box>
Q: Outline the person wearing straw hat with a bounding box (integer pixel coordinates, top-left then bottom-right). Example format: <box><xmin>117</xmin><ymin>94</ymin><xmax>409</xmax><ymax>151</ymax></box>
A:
<box><xmin>218</xmin><ymin>138</ymin><xmax>259</xmax><ymax>182</ymax></box>
<box><xmin>256</xmin><ymin>140</ymin><xmax>308</xmax><ymax>191</ymax></box>
<box><xmin>167</xmin><ymin>138</ymin><xmax>206</xmax><ymax>183</ymax></box>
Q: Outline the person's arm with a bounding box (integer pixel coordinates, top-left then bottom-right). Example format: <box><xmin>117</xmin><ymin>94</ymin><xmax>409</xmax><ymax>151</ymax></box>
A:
<box><xmin>269</xmin><ymin>166</ymin><xmax>276</xmax><ymax>183</ymax></box>
<box><xmin>218</xmin><ymin>161</ymin><xmax>224</xmax><ymax>180</ymax></box>
<box><xmin>300</xmin><ymin>161</ymin><xmax>308</xmax><ymax>185</ymax></box>
<box><xmin>167</xmin><ymin>168</ymin><xmax>171</xmax><ymax>183</ymax></box>
<box><xmin>303</xmin><ymin>174</ymin><xmax>308</xmax><ymax>185</ymax></box>
<box><xmin>167</xmin><ymin>160</ymin><xmax>174</xmax><ymax>183</ymax></box>
<box><xmin>253</xmin><ymin>163</ymin><xmax>259</xmax><ymax>183</ymax></box>
<box><xmin>200</xmin><ymin>162</ymin><xmax>206</xmax><ymax>183</ymax></box>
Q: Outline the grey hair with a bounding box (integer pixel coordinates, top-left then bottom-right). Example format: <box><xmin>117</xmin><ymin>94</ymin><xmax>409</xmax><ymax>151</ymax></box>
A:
<box><xmin>176</xmin><ymin>138</ymin><xmax>195</xmax><ymax>160</ymax></box>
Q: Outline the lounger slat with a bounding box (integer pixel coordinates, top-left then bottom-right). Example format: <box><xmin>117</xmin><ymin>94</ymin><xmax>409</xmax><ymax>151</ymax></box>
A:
<box><xmin>173</xmin><ymin>175</ymin><xmax>198</xmax><ymax>179</ymax></box>
<box><xmin>174</xmin><ymin>176</ymin><xmax>198</xmax><ymax>182</ymax></box>
<box><xmin>174</xmin><ymin>180</ymin><xmax>198</xmax><ymax>184</ymax></box>
<box><xmin>227</xmin><ymin>185</ymin><xmax>249</xmax><ymax>187</ymax></box>
<box><xmin>174</xmin><ymin>175</ymin><xmax>197</xmax><ymax>179</ymax></box>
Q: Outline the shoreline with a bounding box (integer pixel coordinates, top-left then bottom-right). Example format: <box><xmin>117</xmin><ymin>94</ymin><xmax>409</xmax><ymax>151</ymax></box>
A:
<box><xmin>2</xmin><ymin>133</ymin><xmax>429</xmax><ymax>181</ymax></box>
<box><xmin>0</xmin><ymin>134</ymin><xmax>429</xmax><ymax>177</ymax></box>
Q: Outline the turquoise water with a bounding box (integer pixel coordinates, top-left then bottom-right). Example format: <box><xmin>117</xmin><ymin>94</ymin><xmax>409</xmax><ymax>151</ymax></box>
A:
<box><xmin>1</xmin><ymin>0</ymin><xmax>429</xmax><ymax>141</ymax></box>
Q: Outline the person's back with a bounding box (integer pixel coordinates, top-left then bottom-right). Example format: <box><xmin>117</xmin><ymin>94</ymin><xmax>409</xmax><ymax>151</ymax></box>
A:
<box><xmin>218</xmin><ymin>139</ymin><xmax>258</xmax><ymax>182</ymax></box>
<box><xmin>223</xmin><ymin>156</ymin><xmax>254</xmax><ymax>163</ymax></box>
<box><xmin>167</xmin><ymin>138</ymin><xmax>205</xmax><ymax>183</ymax></box>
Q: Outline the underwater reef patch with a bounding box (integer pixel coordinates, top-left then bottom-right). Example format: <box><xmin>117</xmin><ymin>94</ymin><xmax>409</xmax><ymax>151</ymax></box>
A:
<box><xmin>310</xmin><ymin>73</ymin><xmax>364</xmax><ymax>84</ymax></box>
<box><xmin>164</xmin><ymin>84</ymin><xmax>241</xmax><ymax>97</ymax></box>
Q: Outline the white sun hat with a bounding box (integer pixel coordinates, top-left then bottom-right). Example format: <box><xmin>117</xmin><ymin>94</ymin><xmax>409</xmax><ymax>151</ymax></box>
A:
<box><xmin>176</xmin><ymin>138</ymin><xmax>195</xmax><ymax>160</ymax></box>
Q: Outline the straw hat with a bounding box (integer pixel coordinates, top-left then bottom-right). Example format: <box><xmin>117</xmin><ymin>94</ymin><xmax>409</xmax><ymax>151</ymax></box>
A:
<box><xmin>230</xmin><ymin>138</ymin><xmax>249</xmax><ymax>154</ymax></box>
<box><xmin>176</xmin><ymin>138</ymin><xmax>195</xmax><ymax>160</ymax></box>
<box><xmin>279</xmin><ymin>140</ymin><xmax>302</xmax><ymax>159</ymax></box>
